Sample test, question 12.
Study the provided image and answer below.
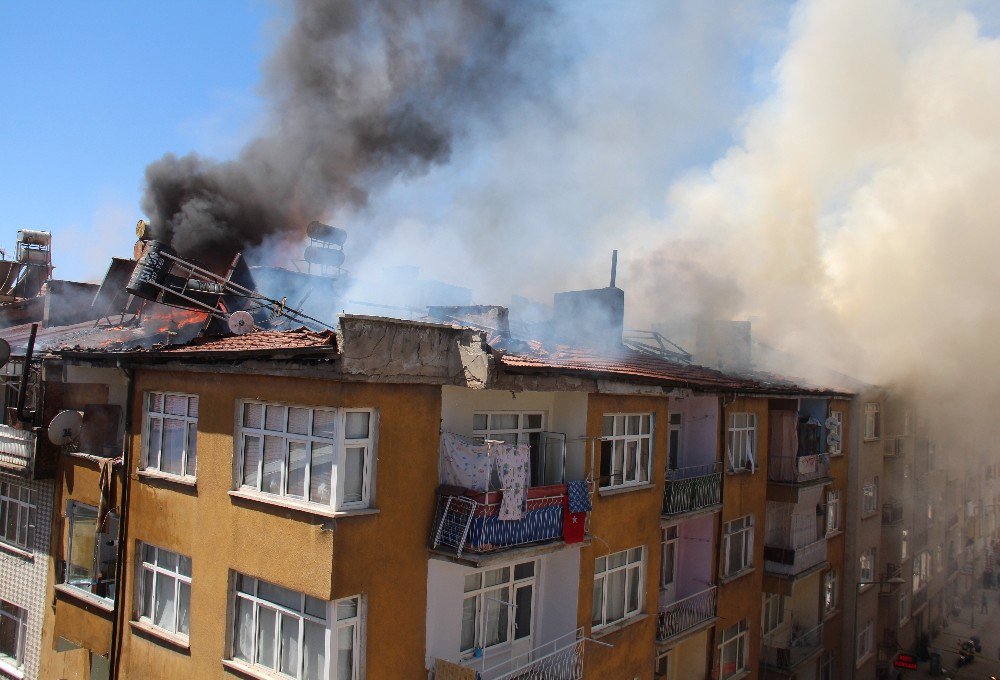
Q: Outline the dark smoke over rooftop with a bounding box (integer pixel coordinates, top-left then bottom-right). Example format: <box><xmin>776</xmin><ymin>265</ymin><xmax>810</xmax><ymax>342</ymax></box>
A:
<box><xmin>142</xmin><ymin>0</ymin><xmax>548</xmax><ymax>263</ymax></box>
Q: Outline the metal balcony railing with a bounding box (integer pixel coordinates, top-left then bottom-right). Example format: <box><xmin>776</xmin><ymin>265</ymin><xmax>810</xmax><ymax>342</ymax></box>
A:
<box><xmin>446</xmin><ymin>627</ymin><xmax>585</xmax><ymax>680</ymax></box>
<box><xmin>663</xmin><ymin>464</ymin><xmax>721</xmax><ymax>516</ymax></box>
<box><xmin>882</xmin><ymin>502</ymin><xmax>904</xmax><ymax>525</ymax></box>
<box><xmin>768</xmin><ymin>453</ymin><xmax>830</xmax><ymax>484</ymax></box>
<box><xmin>656</xmin><ymin>586</ymin><xmax>717</xmax><ymax>642</ymax></box>
<box><xmin>764</xmin><ymin>537</ymin><xmax>828</xmax><ymax>576</ymax></box>
<box><xmin>762</xmin><ymin>621</ymin><xmax>824</xmax><ymax>670</ymax></box>
<box><xmin>0</xmin><ymin>424</ymin><xmax>36</xmax><ymax>473</ymax></box>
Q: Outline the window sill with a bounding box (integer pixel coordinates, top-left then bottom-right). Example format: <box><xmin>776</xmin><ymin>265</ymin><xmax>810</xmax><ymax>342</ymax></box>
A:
<box><xmin>136</xmin><ymin>468</ymin><xmax>197</xmax><ymax>488</ymax></box>
<box><xmin>228</xmin><ymin>489</ymin><xmax>378</xmax><ymax>520</ymax></box>
<box><xmin>222</xmin><ymin>658</ymin><xmax>295</xmax><ymax>680</ymax></box>
<box><xmin>0</xmin><ymin>658</ymin><xmax>24</xmax><ymax>680</ymax></box>
<box><xmin>725</xmin><ymin>468</ymin><xmax>756</xmax><ymax>477</ymax></box>
<box><xmin>721</xmin><ymin>670</ymin><xmax>751</xmax><ymax>680</ymax></box>
<box><xmin>66</xmin><ymin>451</ymin><xmax>118</xmax><ymax>465</ymax></box>
<box><xmin>719</xmin><ymin>566</ymin><xmax>754</xmax><ymax>585</ymax></box>
<box><xmin>598</xmin><ymin>482</ymin><xmax>655</xmax><ymax>498</ymax></box>
<box><xmin>54</xmin><ymin>583</ymin><xmax>115</xmax><ymax>613</ymax></box>
<box><xmin>828</xmin><ymin>452</ymin><xmax>844</xmax><ymax>458</ymax></box>
<box><xmin>0</xmin><ymin>541</ymin><xmax>32</xmax><ymax>561</ymax></box>
<box><xmin>129</xmin><ymin>619</ymin><xmax>190</xmax><ymax>652</ymax></box>
<box><xmin>591</xmin><ymin>612</ymin><xmax>649</xmax><ymax>640</ymax></box>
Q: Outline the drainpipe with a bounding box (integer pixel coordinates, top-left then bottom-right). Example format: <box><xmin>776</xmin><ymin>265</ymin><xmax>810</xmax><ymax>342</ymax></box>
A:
<box><xmin>15</xmin><ymin>323</ymin><xmax>37</xmax><ymax>422</ymax></box>
<box><xmin>109</xmin><ymin>365</ymin><xmax>135</xmax><ymax>680</ymax></box>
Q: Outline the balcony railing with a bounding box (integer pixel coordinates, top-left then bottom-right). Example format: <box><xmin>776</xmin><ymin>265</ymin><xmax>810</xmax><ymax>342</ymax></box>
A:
<box><xmin>0</xmin><ymin>424</ymin><xmax>36</xmax><ymax>474</ymax></box>
<box><xmin>446</xmin><ymin>627</ymin><xmax>585</xmax><ymax>680</ymax></box>
<box><xmin>663</xmin><ymin>464</ymin><xmax>721</xmax><ymax>516</ymax></box>
<box><xmin>764</xmin><ymin>537</ymin><xmax>828</xmax><ymax>577</ymax></box>
<box><xmin>762</xmin><ymin>621</ymin><xmax>824</xmax><ymax>670</ymax></box>
<box><xmin>768</xmin><ymin>453</ymin><xmax>829</xmax><ymax>484</ymax></box>
<box><xmin>431</xmin><ymin>483</ymin><xmax>585</xmax><ymax>558</ymax></box>
<box><xmin>656</xmin><ymin>586</ymin><xmax>717</xmax><ymax>642</ymax></box>
<box><xmin>882</xmin><ymin>502</ymin><xmax>904</xmax><ymax>525</ymax></box>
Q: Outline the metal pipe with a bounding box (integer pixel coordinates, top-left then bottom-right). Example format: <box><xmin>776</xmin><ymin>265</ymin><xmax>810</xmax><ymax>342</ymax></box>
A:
<box><xmin>109</xmin><ymin>366</ymin><xmax>135</xmax><ymax>680</ymax></box>
<box><xmin>15</xmin><ymin>323</ymin><xmax>36</xmax><ymax>422</ymax></box>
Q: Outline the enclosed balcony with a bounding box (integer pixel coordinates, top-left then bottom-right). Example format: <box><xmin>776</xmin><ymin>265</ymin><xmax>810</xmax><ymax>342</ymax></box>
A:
<box><xmin>0</xmin><ymin>424</ymin><xmax>37</xmax><ymax>476</ymax></box>
<box><xmin>764</xmin><ymin>538</ymin><xmax>827</xmax><ymax>577</ymax></box>
<box><xmin>769</xmin><ymin>453</ymin><xmax>830</xmax><ymax>486</ymax></box>
<box><xmin>761</xmin><ymin>621</ymin><xmax>824</xmax><ymax>671</ymax></box>
<box><xmin>656</xmin><ymin>586</ymin><xmax>717</xmax><ymax>642</ymax></box>
<box><xmin>662</xmin><ymin>463</ymin><xmax>721</xmax><ymax>517</ymax></box>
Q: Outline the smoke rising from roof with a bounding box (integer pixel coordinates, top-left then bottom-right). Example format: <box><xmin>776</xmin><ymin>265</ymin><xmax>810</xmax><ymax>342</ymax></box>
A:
<box><xmin>141</xmin><ymin>0</ymin><xmax>548</xmax><ymax>263</ymax></box>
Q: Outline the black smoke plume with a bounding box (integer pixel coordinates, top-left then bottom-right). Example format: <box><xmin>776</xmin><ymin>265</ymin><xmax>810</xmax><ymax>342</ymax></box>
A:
<box><xmin>142</xmin><ymin>0</ymin><xmax>548</xmax><ymax>264</ymax></box>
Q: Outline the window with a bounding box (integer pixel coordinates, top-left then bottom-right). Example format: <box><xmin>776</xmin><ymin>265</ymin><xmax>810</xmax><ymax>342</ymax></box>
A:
<box><xmin>0</xmin><ymin>479</ymin><xmax>35</xmax><ymax>551</ymax></box>
<box><xmin>819</xmin><ymin>650</ymin><xmax>836</xmax><ymax>680</ymax></box>
<box><xmin>667</xmin><ymin>412</ymin><xmax>682</xmax><ymax>473</ymax></box>
<box><xmin>825</xmin><ymin>490</ymin><xmax>841</xmax><ymax>535</ymax></box>
<box><xmin>726</xmin><ymin>413</ymin><xmax>757</xmax><ymax>472</ymax></box>
<box><xmin>599</xmin><ymin>414</ymin><xmax>652</xmax><ymax>489</ymax></box>
<box><xmin>827</xmin><ymin>411</ymin><xmax>843</xmax><ymax>455</ymax></box>
<box><xmin>900</xmin><ymin>529</ymin><xmax>908</xmax><ymax>561</ymax></box>
<box><xmin>856</xmin><ymin>620</ymin><xmax>873</xmax><ymax>662</ymax></box>
<box><xmin>654</xmin><ymin>650</ymin><xmax>672</xmax><ymax>679</ymax></box>
<box><xmin>899</xmin><ymin>592</ymin><xmax>910</xmax><ymax>624</ymax></box>
<box><xmin>232</xmin><ymin>574</ymin><xmax>360</xmax><ymax>680</ymax></box>
<box><xmin>143</xmin><ymin>392</ymin><xmax>198</xmax><ymax>478</ymax></box>
<box><xmin>592</xmin><ymin>547</ymin><xmax>645</xmax><ymax>630</ymax></box>
<box><xmin>719</xmin><ymin>620</ymin><xmax>749</xmax><ymax>679</ymax></box>
<box><xmin>913</xmin><ymin>551</ymin><xmax>932</xmax><ymax>592</ymax></box>
<box><xmin>137</xmin><ymin>544</ymin><xmax>191</xmax><ymax>639</ymax></box>
<box><xmin>722</xmin><ymin>515</ymin><xmax>754</xmax><ymax>578</ymax></box>
<box><xmin>473</xmin><ymin>412</ymin><xmax>560</xmax><ymax>485</ymax></box>
<box><xmin>461</xmin><ymin>560</ymin><xmax>536</xmax><ymax>655</ymax></box>
<box><xmin>762</xmin><ymin>593</ymin><xmax>784</xmax><ymax>634</ymax></box>
<box><xmin>823</xmin><ymin>570</ymin><xmax>838</xmax><ymax>615</ymax></box>
<box><xmin>238</xmin><ymin>402</ymin><xmax>375</xmax><ymax>511</ymax></box>
<box><xmin>0</xmin><ymin>600</ymin><xmax>26</xmax><ymax>672</ymax></box>
<box><xmin>660</xmin><ymin>526</ymin><xmax>677</xmax><ymax>589</ymax></box>
<box><xmin>863</xmin><ymin>403</ymin><xmax>880</xmax><ymax>440</ymax></box>
<box><xmin>861</xmin><ymin>477</ymin><xmax>879</xmax><ymax>516</ymax></box>
<box><xmin>859</xmin><ymin>548</ymin><xmax>875</xmax><ymax>584</ymax></box>
<box><xmin>65</xmin><ymin>501</ymin><xmax>118</xmax><ymax>602</ymax></box>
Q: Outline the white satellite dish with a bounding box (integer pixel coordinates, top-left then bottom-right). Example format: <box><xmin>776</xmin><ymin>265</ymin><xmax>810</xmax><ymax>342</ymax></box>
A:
<box><xmin>47</xmin><ymin>410</ymin><xmax>83</xmax><ymax>446</ymax></box>
<box><xmin>0</xmin><ymin>338</ymin><xmax>10</xmax><ymax>368</ymax></box>
<box><xmin>228</xmin><ymin>311</ymin><xmax>255</xmax><ymax>335</ymax></box>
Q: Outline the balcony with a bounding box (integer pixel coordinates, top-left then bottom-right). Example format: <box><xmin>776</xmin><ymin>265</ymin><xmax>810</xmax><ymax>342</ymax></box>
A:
<box><xmin>882</xmin><ymin>501</ymin><xmax>904</xmax><ymax>525</ymax></box>
<box><xmin>0</xmin><ymin>424</ymin><xmax>37</xmax><ymax>476</ymax></box>
<box><xmin>663</xmin><ymin>464</ymin><xmax>721</xmax><ymax>517</ymax></box>
<box><xmin>768</xmin><ymin>453</ymin><xmax>830</xmax><ymax>485</ymax></box>
<box><xmin>431</xmin><ymin>483</ymin><xmax>585</xmax><ymax>559</ymax></box>
<box><xmin>761</xmin><ymin>621</ymin><xmax>824</xmax><ymax>670</ymax></box>
<box><xmin>656</xmin><ymin>586</ymin><xmax>717</xmax><ymax>643</ymax></box>
<box><xmin>764</xmin><ymin>537</ymin><xmax>828</xmax><ymax>577</ymax></box>
<box><xmin>443</xmin><ymin>627</ymin><xmax>585</xmax><ymax>680</ymax></box>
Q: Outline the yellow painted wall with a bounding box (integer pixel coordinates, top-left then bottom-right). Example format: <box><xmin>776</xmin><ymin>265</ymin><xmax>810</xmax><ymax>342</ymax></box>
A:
<box><xmin>578</xmin><ymin>392</ymin><xmax>668</xmax><ymax>680</ymax></box>
<box><xmin>672</xmin><ymin>629</ymin><xmax>710</xmax><ymax>680</ymax></box>
<box><xmin>712</xmin><ymin>396</ymin><xmax>770</xmax><ymax>679</ymax></box>
<box><xmin>113</xmin><ymin>370</ymin><xmax>441</xmax><ymax>679</ymax></box>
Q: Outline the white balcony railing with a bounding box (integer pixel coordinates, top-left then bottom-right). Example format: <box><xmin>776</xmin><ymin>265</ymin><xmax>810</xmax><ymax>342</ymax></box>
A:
<box><xmin>0</xmin><ymin>424</ymin><xmax>36</xmax><ymax>473</ymax></box>
<box><xmin>657</xmin><ymin>586</ymin><xmax>717</xmax><ymax>642</ymax></box>
<box><xmin>762</xmin><ymin>621</ymin><xmax>824</xmax><ymax>669</ymax></box>
<box><xmin>445</xmin><ymin>627</ymin><xmax>585</xmax><ymax>680</ymax></box>
<box><xmin>764</xmin><ymin>537</ymin><xmax>828</xmax><ymax>576</ymax></box>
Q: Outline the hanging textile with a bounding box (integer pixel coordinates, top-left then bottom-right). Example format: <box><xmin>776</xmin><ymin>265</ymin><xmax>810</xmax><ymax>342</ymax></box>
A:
<box><xmin>567</xmin><ymin>479</ymin><xmax>592</xmax><ymax>513</ymax></box>
<box><xmin>440</xmin><ymin>432</ymin><xmax>491</xmax><ymax>491</ymax></box>
<box><xmin>563</xmin><ymin>493</ymin><xmax>587</xmax><ymax>544</ymax></box>
<box><xmin>495</xmin><ymin>442</ymin><xmax>529</xmax><ymax>521</ymax></box>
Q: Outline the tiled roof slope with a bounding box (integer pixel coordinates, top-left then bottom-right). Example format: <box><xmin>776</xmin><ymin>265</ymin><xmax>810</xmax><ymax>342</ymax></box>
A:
<box><xmin>158</xmin><ymin>328</ymin><xmax>335</xmax><ymax>354</ymax></box>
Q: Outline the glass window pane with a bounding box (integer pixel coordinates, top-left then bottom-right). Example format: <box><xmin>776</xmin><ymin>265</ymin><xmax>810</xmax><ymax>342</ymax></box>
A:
<box><xmin>461</xmin><ymin>596</ymin><xmax>477</xmax><ymax>652</ymax></box>
<box><xmin>242</xmin><ymin>435</ymin><xmax>261</xmax><ymax>489</ymax></box>
<box><xmin>490</xmin><ymin>414</ymin><xmax>518</xmax><ymax>430</ymax></box>
<box><xmin>264</xmin><ymin>405</ymin><xmax>286</xmax><ymax>432</ymax></box>
<box><xmin>513</xmin><ymin>562</ymin><xmax>534</xmax><ymax>580</ymax></box>
<box><xmin>485</xmin><ymin>567</ymin><xmax>510</xmax><ymax>587</ymax></box>
<box><xmin>157</xmin><ymin>549</ymin><xmax>177</xmax><ymax>572</ymax></box>
<box><xmin>164</xmin><ymin>395</ymin><xmax>187</xmax><ymax>416</ymax></box>
<box><xmin>514</xmin><ymin>585</ymin><xmax>532</xmax><ymax>640</ymax></box>
<box><xmin>606</xmin><ymin>569</ymin><xmax>626</xmax><ymax>622</ymax></box>
<box><xmin>336</xmin><ymin>598</ymin><xmax>358</xmax><ymax>620</ymax></box>
<box><xmin>161</xmin><ymin>419</ymin><xmax>185</xmax><ymax>475</ymax></box>
<box><xmin>179</xmin><ymin>555</ymin><xmax>192</xmax><ymax>578</ymax></box>
<box><xmin>141</xmin><ymin>568</ymin><xmax>154</xmax><ymax>618</ymax></box>
<box><xmin>472</xmin><ymin>413</ymin><xmax>488</xmax><ymax>430</ymax></box>
<box><xmin>177</xmin><ymin>581</ymin><xmax>190</xmax><ymax>636</ymax></box>
<box><xmin>524</xmin><ymin>414</ymin><xmax>542</xmax><ymax>429</ymax></box>
<box><xmin>591</xmin><ymin>579</ymin><xmax>603</xmax><ymax>627</ymax></box>
<box><xmin>608</xmin><ymin>551</ymin><xmax>626</xmax><ymax>569</ymax></box>
<box><xmin>641</xmin><ymin>415</ymin><xmax>650</xmax><ymax>434</ymax></box>
<box><xmin>279</xmin><ymin>613</ymin><xmax>300</xmax><ymax>676</ymax></box>
<box><xmin>302</xmin><ymin>620</ymin><xmax>326</xmax><ymax>680</ymax></box>
<box><xmin>305</xmin><ymin>596</ymin><xmax>327</xmax><ymax>620</ymax></box>
<box><xmin>288</xmin><ymin>408</ymin><xmax>310</xmax><ymax>435</ymax></box>
<box><xmin>233</xmin><ymin>597</ymin><xmax>254</xmax><ymax>662</ymax></box>
<box><xmin>256</xmin><ymin>606</ymin><xmax>277</xmax><ymax>669</ymax></box>
<box><xmin>464</xmin><ymin>574</ymin><xmax>482</xmax><ymax>593</ymax></box>
<box><xmin>345</xmin><ymin>412</ymin><xmax>370</xmax><ymax>439</ymax></box>
<box><xmin>67</xmin><ymin>507</ymin><xmax>97</xmax><ymax>585</ymax></box>
<box><xmin>484</xmin><ymin>596</ymin><xmax>508</xmax><ymax>647</ymax></box>
<box><xmin>258</xmin><ymin>581</ymin><xmax>300</xmax><ymax>610</ymax></box>
<box><xmin>287</xmin><ymin>441</ymin><xmax>308</xmax><ymax>499</ymax></box>
<box><xmin>243</xmin><ymin>403</ymin><xmax>263</xmax><ymax>429</ymax></box>
<box><xmin>153</xmin><ymin>573</ymin><xmax>176</xmax><ymax>632</ymax></box>
<box><xmin>338</xmin><ymin>624</ymin><xmax>356</xmax><ymax>680</ymax></box>
<box><xmin>628</xmin><ymin>566</ymin><xmax>640</xmax><ymax>612</ymax></box>
<box><xmin>237</xmin><ymin>575</ymin><xmax>256</xmax><ymax>594</ymax></box>
<box><xmin>147</xmin><ymin>418</ymin><xmax>162</xmax><ymax>469</ymax></box>
<box><xmin>261</xmin><ymin>436</ymin><xmax>284</xmax><ymax>495</ymax></box>
<box><xmin>312</xmin><ymin>410</ymin><xmax>336</xmax><ymax>438</ymax></box>
<box><xmin>343</xmin><ymin>447</ymin><xmax>365</xmax><ymax>504</ymax></box>
<box><xmin>602</xmin><ymin>416</ymin><xmax>614</xmax><ymax>437</ymax></box>
<box><xmin>309</xmin><ymin>442</ymin><xmax>334</xmax><ymax>505</ymax></box>
<box><xmin>186</xmin><ymin>423</ymin><xmax>197</xmax><ymax>477</ymax></box>
<box><xmin>627</xmin><ymin>415</ymin><xmax>640</xmax><ymax>435</ymax></box>
<box><xmin>149</xmin><ymin>392</ymin><xmax>163</xmax><ymax>413</ymax></box>
<box><xmin>187</xmin><ymin>396</ymin><xmax>198</xmax><ymax>418</ymax></box>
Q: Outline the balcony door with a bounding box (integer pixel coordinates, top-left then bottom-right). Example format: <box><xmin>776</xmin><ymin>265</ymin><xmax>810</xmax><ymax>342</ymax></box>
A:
<box><xmin>660</xmin><ymin>526</ymin><xmax>678</xmax><ymax>604</ymax></box>
<box><xmin>667</xmin><ymin>413</ymin><xmax>682</xmax><ymax>475</ymax></box>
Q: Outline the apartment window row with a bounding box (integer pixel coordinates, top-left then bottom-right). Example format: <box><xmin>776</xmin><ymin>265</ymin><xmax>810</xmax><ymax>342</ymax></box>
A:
<box><xmin>462</xmin><ymin>560</ymin><xmax>535</xmax><ymax>655</ymax></box>
<box><xmin>140</xmin><ymin>392</ymin><xmax>378</xmax><ymax>513</ymax></box>
<box><xmin>726</xmin><ymin>413</ymin><xmax>757</xmax><ymax>472</ymax></box>
<box><xmin>0</xmin><ymin>479</ymin><xmax>36</xmax><ymax>552</ymax></box>
<box><xmin>599</xmin><ymin>414</ymin><xmax>653</xmax><ymax>489</ymax></box>
<box><xmin>592</xmin><ymin>547</ymin><xmax>645</xmax><ymax>630</ymax></box>
<box><xmin>0</xmin><ymin>599</ymin><xmax>26</xmax><ymax>673</ymax></box>
<box><xmin>722</xmin><ymin>515</ymin><xmax>754</xmax><ymax>578</ymax></box>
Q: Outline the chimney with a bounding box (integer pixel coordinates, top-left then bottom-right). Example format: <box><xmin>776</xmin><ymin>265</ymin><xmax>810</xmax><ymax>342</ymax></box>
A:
<box><xmin>694</xmin><ymin>319</ymin><xmax>751</xmax><ymax>372</ymax></box>
<box><xmin>550</xmin><ymin>251</ymin><xmax>625</xmax><ymax>350</ymax></box>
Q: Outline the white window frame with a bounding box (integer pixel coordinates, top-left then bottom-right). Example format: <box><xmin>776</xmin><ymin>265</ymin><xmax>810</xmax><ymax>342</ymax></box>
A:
<box><xmin>726</xmin><ymin>413</ymin><xmax>757</xmax><ymax>472</ymax></box>
<box><xmin>592</xmin><ymin>546</ymin><xmax>645</xmax><ymax>630</ymax></box>
<box><xmin>472</xmin><ymin>411</ymin><xmax>544</xmax><ymax>446</ymax></box>
<box><xmin>660</xmin><ymin>526</ymin><xmax>678</xmax><ymax>589</ymax></box>
<box><xmin>856</xmin><ymin>620</ymin><xmax>873</xmax><ymax>663</ymax></box>
<box><xmin>825</xmin><ymin>490</ymin><xmax>841</xmax><ymax>535</ymax></box>
<box><xmin>236</xmin><ymin>401</ymin><xmax>377</xmax><ymax>512</ymax></box>
<box><xmin>859</xmin><ymin>548</ymin><xmax>875</xmax><ymax>584</ymax></box>
<box><xmin>142</xmin><ymin>391</ymin><xmax>199</xmax><ymax>479</ymax></box>
<box><xmin>901</xmin><ymin>529</ymin><xmax>909</xmax><ymax>562</ymax></box>
<box><xmin>230</xmin><ymin>573</ymin><xmax>362</xmax><ymax>680</ymax></box>
<box><xmin>460</xmin><ymin>559</ymin><xmax>537</xmax><ymax>657</ymax></box>
<box><xmin>762</xmin><ymin>592</ymin><xmax>784</xmax><ymax>634</ymax></box>
<box><xmin>654</xmin><ymin>649</ymin><xmax>672</xmax><ymax>679</ymax></box>
<box><xmin>722</xmin><ymin>515</ymin><xmax>754</xmax><ymax>578</ymax></box>
<box><xmin>667</xmin><ymin>412</ymin><xmax>683</xmax><ymax>472</ymax></box>
<box><xmin>827</xmin><ymin>411</ymin><xmax>843</xmax><ymax>455</ymax></box>
<box><xmin>0</xmin><ymin>479</ymin><xmax>35</xmax><ymax>552</ymax></box>
<box><xmin>599</xmin><ymin>413</ymin><xmax>653</xmax><ymax>490</ymax></box>
<box><xmin>65</xmin><ymin>500</ymin><xmax>118</xmax><ymax>603</ymax></box>
<box><xmin>863</xmin><ymin>403</ymin><xmax>880</xmax><ymax>440</ymax></box>
<box><xmin>136</xmin><ymin>543</ymin><xmax>192</xmax><ymax>639</ymax></box>
<box><xmin>0</xmin><ymin>599</ymin><xmax>26</xmax><ymax>672</ymax></box>
<box><xmin>861</xmin><ymin>477</ymin><xmax>879</xmax><ymax>516</ymax></box>
<box><xmin>719</xmin><ymin>619</ymin><xmax>749</xmax><ymax>679</ymax></box>
<box><xmin>823</xmin><ymin>570</ymin><xmax>838</xmax><ymax>615</ymax></box>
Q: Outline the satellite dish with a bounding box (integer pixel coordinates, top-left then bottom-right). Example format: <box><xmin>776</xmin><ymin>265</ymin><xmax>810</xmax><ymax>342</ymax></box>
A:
<box><xmin>48</xmin><ymin>410</ymin><xmax>83</xmax><ymax>446</ymax></box>
<box><xmin>228</xmin><ymin>311</ymin><xmax>255</xmax><ymax>335</ymax></box>
<box><xmin>0</xmin><ymin>338</ymin><xmax>10</xmax><ymax>369</ymax></box>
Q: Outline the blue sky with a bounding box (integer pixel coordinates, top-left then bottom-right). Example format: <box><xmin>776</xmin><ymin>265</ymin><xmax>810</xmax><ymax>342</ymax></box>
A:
<box><xmin>0</xmin><ymin>1</ymin><xmax>792</xmax><ymax>284</ymax></box>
